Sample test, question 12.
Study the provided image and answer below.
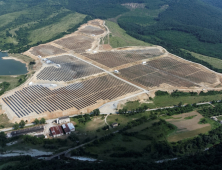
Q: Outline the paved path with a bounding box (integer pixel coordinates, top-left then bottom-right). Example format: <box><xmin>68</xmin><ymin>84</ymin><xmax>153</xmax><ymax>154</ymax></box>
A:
<box><xmin>0</xmin><ymin>123</ymin><xmax>34</xmax><ymax>132</ymax></box>
<box><xmin>104</xmin><ymin>114</ymin><xmax>109</xmax><ymax>126</ymax></box>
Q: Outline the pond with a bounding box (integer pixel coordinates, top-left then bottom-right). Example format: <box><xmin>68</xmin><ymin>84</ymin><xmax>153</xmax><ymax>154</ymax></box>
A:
<box><xmin>0</xmin><ymin>51</ymin><xmax>28</xmax><ymax>75</ymax></box>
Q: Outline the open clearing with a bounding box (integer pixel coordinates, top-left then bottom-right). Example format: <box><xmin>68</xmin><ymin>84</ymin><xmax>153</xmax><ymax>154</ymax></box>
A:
<box><xmin>166</xmin><ymin>111</ymin><xmax>211</xmax><ymax>142</ymax></box>
<box><xmin>28</xmin><ymin>13</ymin><xmax>86</xmax><ymax>45</ymax></box>
<box><xmin>184</xmin><ymin>50</ymin><xmax>222</xmax><ymax>70</ymax></box>
<box><xmin>1</xmin><ymin>19</ymin><xmax>222</xmax><ymax>124</ymax></box>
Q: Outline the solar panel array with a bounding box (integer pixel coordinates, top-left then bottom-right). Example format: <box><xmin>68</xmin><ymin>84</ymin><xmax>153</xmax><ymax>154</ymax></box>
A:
<box><xmin>83</xmin><ymin>49</ymin><xmax>164</xmax><ymax>68</ymax></box>
<box><xmin>3</xmin><ymin>75</ymin><xmax>139</xmax><ymax>118</ymax></box>
<box><xmin>119</xmin><ymin>57</ymin><xmax>217</xmax><ymax>88</ymax></box>
<box><xmin>37</xmin><ymin>55</ymin><xmax>104</xmax><ymax>82</ymax></box>
<box><xmin>120</xmin><ymin>64</ymin><xmax>197</xmax><ymax>88</ymax></box>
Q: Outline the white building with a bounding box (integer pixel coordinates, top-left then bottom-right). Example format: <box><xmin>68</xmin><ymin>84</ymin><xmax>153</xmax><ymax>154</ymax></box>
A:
<box><xmin>46</xmin><ymin>60</ymin><xmax>52</xmax><ymax>64</ymax></box>
<box><xmin>114</xmin><ymin>70</ymin><xmax>119</xmax><ymax>74</ymax></box>
<box><xmin>56</xmin><ymin>116</ymin><xmax>70</xmax><ymax>124</ymax></box>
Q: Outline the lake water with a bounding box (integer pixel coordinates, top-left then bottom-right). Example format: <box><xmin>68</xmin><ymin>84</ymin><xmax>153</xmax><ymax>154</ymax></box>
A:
<box><xmin>0</xmin><ymin>51</ymin><xmax>28</xmax><ymax>75</ymax></box>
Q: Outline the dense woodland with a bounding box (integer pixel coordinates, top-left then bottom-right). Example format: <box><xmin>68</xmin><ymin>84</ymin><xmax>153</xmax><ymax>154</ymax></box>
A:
<box><xmin>1</xmin><ymin>148</ymin><xmax>222</xmax><ymax>170</ymax></box>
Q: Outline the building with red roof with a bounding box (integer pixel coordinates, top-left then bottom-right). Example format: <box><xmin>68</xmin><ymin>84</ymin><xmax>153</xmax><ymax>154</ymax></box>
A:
<box><xmin>50</xmin><ymin>126</ymin><xmax>64</xmax><ymax>137</ymax></box>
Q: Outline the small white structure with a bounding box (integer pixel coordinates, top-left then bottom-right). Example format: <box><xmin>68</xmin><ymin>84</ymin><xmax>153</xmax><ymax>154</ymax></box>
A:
<box><xmin>38</xmin><ymin>55</ymin><xmax>42</xmax><ymax>58</ymax></box>
<box><xmin>29</xmin><ymin>82</ymin><xmax>33</xmax><ymax>86</ymax></box>
<box><xmin>87</xmin><ymin>49</ymin><xmax>91</xmax><ymax>51</ymax></box>
<box><xmin>56</xmin><ymin>64</ymin><xmax>61</xmax><ymax>68</ymax></box>
<box><xmin>67</xmin><ymin>123</ymin><xmax>75</xmax><ymax>131</ymax></box>
<box><xmin>211</xmin><ymin>116</ymin><xmax>218</xmax><ymax>121</ymax></box>
<box><xmin>50</xmin><ymin>84</ymin><xmax>57</xmax><ymax>87</ymax></box>
<box><xmin>93</xmin><ymin>51</ymin><xmax>97</xmax><ymax>53</ymax></box>
<box><xmin>142</xmin><ymin>61</ymin><xmax>147</xmax><ymax>65</ymax></box>
<box><xmin>114</xmin><ymin>70</ymin><xmax>119</xmax><ymax>74</ymax></box>
<box><xmin>56</xmin><ymin>116</ymin><xmax>70</xmax><ymax>124</ymax></box>
<box><xmin>46</xmin><ymin>60</ymin><xmax>52</xmax><ymax>64</ymax></box>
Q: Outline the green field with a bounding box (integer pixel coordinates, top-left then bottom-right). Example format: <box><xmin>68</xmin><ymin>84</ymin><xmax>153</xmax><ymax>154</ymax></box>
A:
<box><xmin>0</xmin><ymin>161</ymin><xmax>19</xmax><ymax>170</ymax></box>
<box><xmin>28</xmin><ymin>12</ymin><xmax>86</xmax><ymax>45</ymax></box>
<box><xmin>0</xmin><ymin>73</ymin><xmax>31</xmax><ymax>92</ymax></box>
<box><xmin>168</xmin><ymin>126</ymin><xmax>211</xmax><ymax>142</ymax></box>
<box><xmin>104</xmin><ymin>20</ymin><xmax>152</xmax><ymax>48</ymax></box>
<box><xmin>217</xmin><ymin>116</ymin><xmax>222</xmax><ymax>120</ymax></box>
<box><xmin>147</xmin><ymin>95</ymin><xmax>222</xmax><ymax>108</ymax></box>
<box><xmin>184</xmin><ymin>50</ymin><xmax>222</xmax><ymax>70</ymax></box>
<box><xmin>83</xmin><ymin>119</ymin><xmax>176</xmax><ymax>160</ymax></box>
<box><xmin>184</xmin><ymin>115</ymin><xmax>197</xmax><ymax>120</ymax></box>
<box><xmin>0</xmin><ymin>114</ymin><xmax>14</xmax><ymax>128</ymax></box>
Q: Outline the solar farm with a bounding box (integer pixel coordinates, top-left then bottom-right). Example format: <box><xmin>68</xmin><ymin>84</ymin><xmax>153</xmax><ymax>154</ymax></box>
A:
<box><xmin>1</xmin><ymin>19</ymin><xmax>222</xmax><ymax>122</ymax></box>
<box><xmin>36</xmin><ymin>55</ymin><xmax>104</xmax><ymax>82</ymax></box>
<box><xmin>118</xmin><ymin>56</ymin><xmax>219</xmax><ymax>88</ymax></box>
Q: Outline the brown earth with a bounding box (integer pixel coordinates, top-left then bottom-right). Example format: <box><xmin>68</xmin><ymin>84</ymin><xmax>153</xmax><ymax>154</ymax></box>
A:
<box><xmin>166</xmin><ymin>111</ymin><xmax>210</xmax><ymax>132</ymax></box>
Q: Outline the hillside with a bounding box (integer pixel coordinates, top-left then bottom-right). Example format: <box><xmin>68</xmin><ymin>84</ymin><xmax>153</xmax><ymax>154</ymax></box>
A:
<box><xmin>1</xmin><ymin>0</ymin><xmax>222</xmax><ymax>74</ymax></box>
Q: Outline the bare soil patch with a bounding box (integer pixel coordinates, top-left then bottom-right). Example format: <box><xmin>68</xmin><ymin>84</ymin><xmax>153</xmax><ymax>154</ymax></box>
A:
<box><xmin>79</xmin><ymin>25</ymin><xmax>105</xmax><ymax>35</ymax></box>
<box><xmin>30</xmin><ymin>44</ymin><xmax>66</xmax><ymax>57</ymax></box>
<box><xmin>100</xmin><ymin>44</ymin><xmax>112</xmax><ymax>50</ymax></box>
<box><xmin>167</xmin><ymin>111</ymin><xmax>211</xmax><ymax>142</ymax></box>
<box><xmin>54</xmin><ymin>35</ymin><xmax>94</xmax><ymax>53</ymax></box>
<box><xmin>166</xmin><ymin>111</ymin><xmax>210</xmax><ymax>132</ymax></box>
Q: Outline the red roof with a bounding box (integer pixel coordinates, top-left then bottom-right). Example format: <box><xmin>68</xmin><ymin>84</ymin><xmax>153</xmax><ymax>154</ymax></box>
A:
<box><xmin>50</xmin><ymin>126</ymin><xmax>63</xmax><ymax>136</ymax></box>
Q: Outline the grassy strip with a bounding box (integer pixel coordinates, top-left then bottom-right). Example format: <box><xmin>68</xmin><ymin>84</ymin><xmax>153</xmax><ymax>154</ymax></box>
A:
<box><xmin>183</xmin><ymin>49</ymin><xmax>222</xmax><ymax>70</ymax></box>
<box><xmin>105</xmin><ymin>20</ymin><xmax>152</xmax><ymax>48</ymax></box>
<box><xmin>184</xmin><ymin>115</ymin><xmax>197</xmax><ymax>120</ymax></box>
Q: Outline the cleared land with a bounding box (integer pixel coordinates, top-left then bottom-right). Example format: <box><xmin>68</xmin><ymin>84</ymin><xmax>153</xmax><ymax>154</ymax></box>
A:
<box><xmin>54</xmin><ymin>35</ymin><xmax>94</xmax><ymax>53</ymax></box>
<box><xmin>79</xmin><ymin>25</ymin><xmax>105</xmax><ymax>35</ymax></box>
<box><xmin>166</xmin><ymin>111</ymin><xmax>211</xmax><ymax>142</ymax></box>
<box><xmin>83</xmin><ymin>48</ymin><xmax>163</xmax><ymax>68</ymax></box>
<box><xmin>29</xmin><ymin>44</ymin><xmax>66</xmax><ymax>57</ymax></box>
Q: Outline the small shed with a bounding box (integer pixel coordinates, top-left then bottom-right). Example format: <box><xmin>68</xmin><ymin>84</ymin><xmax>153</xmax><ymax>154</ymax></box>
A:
<box><xmin>62</xmin><ymin>124</ymin><xmax>71</xmax><ymax>135</ymax></box>
<box><xmin>46</xmin><ymin>60</ymin><xmax>52</xmax><ymax>64</ymax></box>
<box><xmin>142</xmin><ymin>61</ymin><xmax>146</xmax><ymax>65</ymax></box>
<box><xmin>114</xmin><ymin>70</ymin><xmax>119</xmax><ymax>74</ymax></box>
<box><xmin>57</xmin><ymin>116</ymin><xmax>70</xmax><ymax>124</ymax></box>
<box><xmin>111</xmin><ymin>122</ymin><xmax>118</xmax><ymax>128</ymax></box>
<box><xmin>61</xmin><ymin>123</ymin><xmax>75</xmax><ymax>135</ymax></box>
<box><xmin>67</xmin><ymin>123</ymin><xmax>75</xmax><ymax>131</ymax></box>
